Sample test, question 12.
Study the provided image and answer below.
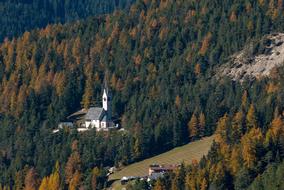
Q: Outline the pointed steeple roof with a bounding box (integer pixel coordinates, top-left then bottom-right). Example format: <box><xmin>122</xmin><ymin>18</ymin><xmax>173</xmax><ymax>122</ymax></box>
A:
<box><xmin>103</xmin><ymin>70</ymin><xmax>110</xmax><ymax>95</ymax></box>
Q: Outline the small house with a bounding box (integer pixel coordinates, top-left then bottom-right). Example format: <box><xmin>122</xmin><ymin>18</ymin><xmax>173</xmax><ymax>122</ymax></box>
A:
<box><xmin>148</xmin><ymin>164</ymin><xmax>179</xmax><ymax>176</ymax></box>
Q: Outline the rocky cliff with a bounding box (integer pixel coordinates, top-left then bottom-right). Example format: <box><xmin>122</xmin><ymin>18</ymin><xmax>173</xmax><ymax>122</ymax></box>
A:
<box><xmin>219</xmin><ymin>33</ymin><xmax>284</xmax><ymax>82</ymax></box>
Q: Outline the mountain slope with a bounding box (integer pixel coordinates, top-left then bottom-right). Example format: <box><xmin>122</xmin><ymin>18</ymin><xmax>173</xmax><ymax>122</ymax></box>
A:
<box><xmin>1</xmin><ymin>0</ymin><xmax>284</xmax><ymax>189</ymax></box>
<box><xmin>0</xmin><ymin>0</ymin><xmax>134</xmax><ymax>41</ymax></box>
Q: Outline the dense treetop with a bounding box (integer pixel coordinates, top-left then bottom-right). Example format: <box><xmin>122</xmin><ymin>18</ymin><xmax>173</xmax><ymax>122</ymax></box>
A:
<box><xmin>0</xmin><ymin>0</ymin><xmax>135</xmax><ymax>42</ymax></box>
<box><xmin>0</xmin><ymin>0</ymin><xmax>284</xmax><ymax>189</ymax></box>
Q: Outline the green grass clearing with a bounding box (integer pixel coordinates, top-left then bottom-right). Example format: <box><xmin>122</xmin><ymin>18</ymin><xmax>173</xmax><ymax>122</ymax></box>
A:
<box><xmin>109</xmin><ymin>135</ymin><xmax>215</xmax><ymax>181</ymax></box>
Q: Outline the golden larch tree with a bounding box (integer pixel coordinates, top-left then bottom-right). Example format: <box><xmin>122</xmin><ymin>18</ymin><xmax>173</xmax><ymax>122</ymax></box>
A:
<box><xmin>24</xmin><ymin>168</ymin><xmax>40</xmax><ymax>190</ymax></box>
<box><xmin>199</xmin><ymin>112</ymin><xmax>206</xmax><ymax>137</ymax></box>
<box><xmin>82</xmin><ymin>75</ymin><xmax>94</xmax><ymax>109</ymax></box>
<box><xmin>153</xmin><ymin>178</ymin><xmax>165</xmax><ymax>190</ymax></box>
<box><xmin>231</xmin><ymin>111</ymin><xmax>244</xmax><ymax>140</ymax></box>
<box><xmin>68</xmin><ymin>171</ymin><xmax>81</xmax><ymax>190</ymax></box>
<box><xmin>48</xmin><ymin>162</ymin><xmax>60</xmax><ymax>190</ymax></box>
<box><xmin>188</xmin><ymin>113</ymin><xmax>198</xmax><ymax>140</ymax></box>
<box><xmin>229</xmin><ymin>11</ymin><xmax>237</xmax><ymax>22</ymax></box>
<box><xmin>175</xmin><ymin>95</ymin><xmax>181</xmax><ymax>109</ymax></box>
<box><xmin>241</xmin><ymin>127</ymin><xmax>263</xmax><ymax>168</ymax></box>
<box><xmin>230</xmin><ymin>146</ymin><xmax>242</xmax><ymax>175</ymax></box>
<box><xmin>199</xmin><ymin>32</ymin><xmax>212</xmax><ymax>55</ymax></box>
<box><xmin>39</xmin><ymin>177</ymin><xmax>49</xmax><ymax>190</ymax></box>
<box><xmin>92</xmin><ymin>167</ymin><xmax>100</xmax><ymax>190</ymax></box>
<box><xmin>246</xmin><ymin>104</ymin><xmax>258</xmax><ymax>130</ymax></box>
<box><xmin>200</xmin><ymin>178</ymin><xmax>208</xmax><ymax>190</ymax></box>
<box><xmin>65</xmin><ymin>151</ymin><xmax>81</xmax><ymax>185</ymax></box>
<box><xmin>194</xmin><ymin>63</ymin><xmax>201</xmax><ymax>76</ymax></box>
<box><xmin>241</xmin><ymin>90</ymin><xmax>249</xmax><ymax>110</ymax></box>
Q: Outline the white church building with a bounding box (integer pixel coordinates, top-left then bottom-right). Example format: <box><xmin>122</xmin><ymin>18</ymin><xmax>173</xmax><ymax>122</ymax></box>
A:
<box><xmin>84</xmin><ymin>87</ymin><xmax>114</xmax><ymax>130</ymax></box>
<box><xmin>56</xmin><ymin>85</ymin><xmax>116</xmax><ymax>133</ymax></box>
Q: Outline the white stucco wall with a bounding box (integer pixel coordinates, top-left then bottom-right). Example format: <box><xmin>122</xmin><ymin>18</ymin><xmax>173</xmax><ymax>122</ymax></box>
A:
<box><xmin>85</xmin><ymin>120</ymin><xmax>114</xmax><ymax>131</ymax></box>
<box><xmin>101</xmin><ymin>121</ymin><xmax>107</xmax><ymax>128</ymax></box>
<box><xmin>90</xmin><ymin>120</ymin><xmax>100</xmax><ymax>129</ymax></box>
<box><xmin>85</xmin><ymin>121</ymin><xmax>91</xmax><ymax>128</ymax></box>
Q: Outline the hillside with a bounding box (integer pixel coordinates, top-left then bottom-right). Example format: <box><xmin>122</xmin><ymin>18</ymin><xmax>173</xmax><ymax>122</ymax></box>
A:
<box><xmin>109</xmin><ymin>136</ymin><xmax>214</xmax><ymax>180</ymax></box>
<box><xmin>1</xmin><ymin>0</ymin><xmax>284</xmax><ymax>189</ymax></box>
<box><xmin>0</xmin><ymin>0</ymin><xmax>134</xmax><ymax>41</ymax></box>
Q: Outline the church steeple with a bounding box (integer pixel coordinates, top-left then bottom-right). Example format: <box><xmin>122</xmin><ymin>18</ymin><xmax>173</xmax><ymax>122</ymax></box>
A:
<box><xmin>103</xmin><ymin>72</ymin><xmax>109</xmax><ymax>95</ymax></box>
<box><xmin>102</xmin><ymin>88</ymin><xmax>110</xmax><ymax>111</ymax></box>
<box><xmin>102</xmin><ymin>72</ymin><xmax>112</xmax><ymax>120</ymax></box>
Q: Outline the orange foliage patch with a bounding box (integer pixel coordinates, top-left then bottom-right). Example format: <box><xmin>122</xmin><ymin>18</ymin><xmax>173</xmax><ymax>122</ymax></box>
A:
<box><xmin>229</xmin><ymin>11</ymin><xmax>237</xmax><ymax>22</ymax></box>
<box><xmin>266</xmin><ymin>83</ymin><xmax>279</xmax><ymax>93</ymax></box>
<box><xmin>133</xmin><ymin>54</ymin><xmax>142</xmax><ymax>66</ymax></box>
<box><xmin>199</xmin><ymin>33</ymin><xmax>212</xmax><ymax>55</ymax></box>
<box><xmin>184</xmin><ymin>10</ymin><xmax>196</xmax><ymax>23</ymax></box>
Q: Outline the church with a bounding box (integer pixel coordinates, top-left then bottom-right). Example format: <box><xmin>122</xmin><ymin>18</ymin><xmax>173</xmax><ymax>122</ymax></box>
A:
<box><xmin>57</xmin><ymin>84</ymin><xmax>116</xmax><ymax>132</ymax></box>
<box><xmin>84</xmin><ymin>87</ymin><xmax>114</xmax><ymax>130</ymax></box>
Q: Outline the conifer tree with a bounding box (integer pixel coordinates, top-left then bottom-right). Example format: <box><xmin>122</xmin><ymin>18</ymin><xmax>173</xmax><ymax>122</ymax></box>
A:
<box><xmin>200</xmin><ymin>178</ymin><xmax>208</xmax><ymax>190</ymax></box>
<box><xmin>185</xmin><ymin>172</ymin><xmax>196</xmax><ymax>190</ymax></box>
<box><xmin>133</xmin><ymin>135</ymin><xmax>142</xmax><ymax>159</ymax></box>
<box><xmin>68</xmin><ymin>171</ymin><xmax>81</xmax><ymax>190</ymax></box>
<box><xmin>241</xmin><ymin>127</ymin><xmax>263</xmax><ymax>168</ymax></box>
<box><xmin>154</xmin><ymin>178</ymin><xmax>165</xmax><ymax>190</ymax></box>
<box><xmin>48</xmin><ymin>162</ymin><xmax>60</xmax><ymax>190</ymax></box>
<box><xmin>65</xmin><ymin>151</ymin><xmax>81</xmax><ymax>185</ymax></box>
<box><xmin>199</xmin><ymin>112</ymin><xmax>206</xmax><ymax>137</ymax></box>
<box><xmin>175</xmin><ymin>95</ymin><xmax>181</xmax><ymax>109</ymax></box>
<box><xmin>14</xmin><ymin>171</ymin><xmax>24</xmax><ymax>190</ymax></box>
<box><xmin>230</xmin><ymin>147</ymin><xmax>241</xmax><ymax>175</ymax></box>
<box><xmin>82</xmin><ymin>75</ymin><xmax>94</xmax><ymax>109</ymax></box>
<box><xmin>215</xmin><ymin>114</ymin><xmax>230</xmax><ymax>144</ymax></box>
<box><xmin>241</xmin><ymin>90</ymin><xmax>249</xmax><ymax>111</ymax></box>
<box><xmin>92</xmin><ymin>167</ymin><xmax>100</xmax><ymax>190</ymax></box>
<box><xmin>246</xmin><ymin>104</ymin><xmax>258</xmax><ymax>131</ymax></box>
<box><xmin>231</xmin><ymin>111</ymin><xmax>244</xmax><ymax>142</ymax></box>
<box><xmin>188</xmin><ymin>113</ymin><xmax>198</xmax><ymax>140</ymax></box>
<box><xmin>24</xmin><ymin>168</ymin><xmax>40</xmax><ymax>190</ymax></box>
<box><xmin>39</xmin><ymin>177</ymin><xmax>49</xmax><ymax>190</ymax></box>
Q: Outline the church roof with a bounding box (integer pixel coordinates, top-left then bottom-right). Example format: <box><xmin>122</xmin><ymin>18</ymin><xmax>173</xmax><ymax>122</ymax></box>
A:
<box><xmin>103</xmin><ymin>73</ymin><xmax>112</xmax><ymax>97</ymax></box>
<box><xmin>85</xmin><ymin>107</ymin><xmax>104</xmax><ymax>121</ymax></box>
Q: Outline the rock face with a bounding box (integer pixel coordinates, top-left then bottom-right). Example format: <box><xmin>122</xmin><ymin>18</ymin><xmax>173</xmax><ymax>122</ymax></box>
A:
<box><xmin>219</xmin><ymin>33</ymin><xmax>284</xmax><ymax>82</ymax></box>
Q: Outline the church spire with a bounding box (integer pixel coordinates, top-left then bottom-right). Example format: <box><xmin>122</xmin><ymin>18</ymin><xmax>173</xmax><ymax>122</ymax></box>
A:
<box><xmin>103</xmin><ymin>70</ymin><xmax>110</xmax><ymax>94</ymax></box>
<box><xmin>102</xmin><ymin>71</ymin><xmax>112</xmax><ymax>120</ymax></box>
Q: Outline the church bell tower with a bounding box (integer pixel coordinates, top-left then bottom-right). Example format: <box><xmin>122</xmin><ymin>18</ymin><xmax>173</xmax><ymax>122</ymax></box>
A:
<box><xmin>102</xmin><ymin>80</ymin><xmax>112</xmax><ymax>120</ymax></box>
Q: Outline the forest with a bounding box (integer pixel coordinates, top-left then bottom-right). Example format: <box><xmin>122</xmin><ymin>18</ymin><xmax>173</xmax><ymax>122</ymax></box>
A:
<box><xmin>0</xmin><ymin>0</ymin><xmax>284</xmax><ymax>189</ymax></box>
<box><xmin>0</xmin><ymin>0</ymin><xmax>135</xmax><ymax>42</ymax></box>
